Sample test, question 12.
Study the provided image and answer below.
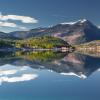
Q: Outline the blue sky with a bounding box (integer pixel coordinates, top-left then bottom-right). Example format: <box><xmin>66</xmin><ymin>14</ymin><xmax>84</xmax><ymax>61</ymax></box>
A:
<box><xmin>0</xmin><ymin>0</ymin><xmax>100</xmax><ymax>32</ymax></box>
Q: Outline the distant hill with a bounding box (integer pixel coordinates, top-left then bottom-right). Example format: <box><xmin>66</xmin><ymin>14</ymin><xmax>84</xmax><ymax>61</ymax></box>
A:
<box><xmin>9</xmin><ymin>28</ymin><xmax>47</xmax><ymax>39</ymax></box>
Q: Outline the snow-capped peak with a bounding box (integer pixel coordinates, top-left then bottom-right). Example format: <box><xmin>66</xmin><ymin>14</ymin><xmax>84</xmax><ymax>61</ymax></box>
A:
<box><xmin>79</xmin><ymin>19</ymin><xmax>87</xmax><ymax>23</ymax></box>
<box><xmin>60</xmin><ymin>19</ymin><xmax>88</xmax><ymax>25</ymax></box>
<box><xmin>61</xmin><ymin>21</ymin><xmax>78</xmax><ymax>25</ymax></box>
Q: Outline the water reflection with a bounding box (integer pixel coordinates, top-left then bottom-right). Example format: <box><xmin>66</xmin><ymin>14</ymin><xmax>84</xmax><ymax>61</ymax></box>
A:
<box><xmin>0</xmin><ymin>64</ymin><xmax>38</xmax><ymax>85</ymax></box>
<box><xmin>0</xmin><ymin>51</ymin><xmax>100</xmax><ymax>84</ymax></box>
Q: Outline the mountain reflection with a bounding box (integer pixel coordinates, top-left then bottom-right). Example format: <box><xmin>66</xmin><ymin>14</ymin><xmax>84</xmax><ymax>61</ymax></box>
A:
<box><xmin>0</xmin><ymin>50</ymin><xmax>100</xmax><ymax>84</ymax></box>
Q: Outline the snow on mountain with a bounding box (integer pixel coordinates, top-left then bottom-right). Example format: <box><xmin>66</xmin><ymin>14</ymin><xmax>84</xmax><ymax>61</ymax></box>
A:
<box><xmin>60</xmin><ymin>19</ymin><xmax>87</xmax><ymax>25</ymax></box>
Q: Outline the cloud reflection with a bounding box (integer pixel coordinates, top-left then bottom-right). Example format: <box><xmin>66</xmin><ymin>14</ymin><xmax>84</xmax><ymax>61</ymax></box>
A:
<box><xmin>0</xmin><ymin>74</ymin><xmax>38</xmax><ymax>84</ymax></box>
<box><xmin>0</xmin><ymin>64</ymin><xmax>38</xmax><ymax>85</ymax></box>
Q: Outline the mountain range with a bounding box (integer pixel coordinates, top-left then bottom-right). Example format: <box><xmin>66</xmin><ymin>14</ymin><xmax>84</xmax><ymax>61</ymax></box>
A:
<box><xmin>0</xmin><ymin>19</ymin><xmax>100</xmax><ymax>44</ymax></box>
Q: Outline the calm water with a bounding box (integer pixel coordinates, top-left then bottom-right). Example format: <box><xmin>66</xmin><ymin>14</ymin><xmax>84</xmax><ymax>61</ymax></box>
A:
<box><xmin>0</xmin><ymin>51</ymin><xmax>100</xmax><ymax>100</ymax></box>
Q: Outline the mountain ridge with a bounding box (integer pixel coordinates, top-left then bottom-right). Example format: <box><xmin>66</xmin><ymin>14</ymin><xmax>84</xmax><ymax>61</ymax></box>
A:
<box><xmin>0</xmin><ymin>19</ymin><xmax>100</xmax><ymax>44</ymax></box>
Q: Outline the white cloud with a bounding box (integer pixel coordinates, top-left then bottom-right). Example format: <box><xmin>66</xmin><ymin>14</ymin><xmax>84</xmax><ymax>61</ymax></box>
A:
<box><xmin>0</xmin><ymin>64</ymin><xmax>24</xmax><ymax>76</ymax></box>
<box><xmin>0</xmin><ymin>21</ymin><xmax>28</xmax><ymax>30</ymax></box>
<box><xmin>0</xmin><ymin>13</ymin><xmax>38</xmax><ymax>23</ymax></box>
<box><xmin>0</xmin><ymin>21</ymin><xmax>17</xmax><ymax>27</ymax></box>
<box><xmin>0</xmin><ymin>13</ymin><xmax>38</xmax><ymax>31</ymax></box>
<box><xmin>0</xmin><ymin>69</ymin><xmax>17</xmax><ymax>76</ymax></box>
<box><xmin>0</xmin><ymin>74</ymin><xmax>38</xmax><ymax>83</ymax></box>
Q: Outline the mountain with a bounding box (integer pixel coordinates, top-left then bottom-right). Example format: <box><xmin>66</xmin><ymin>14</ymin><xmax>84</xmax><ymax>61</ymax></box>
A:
<box><xmin>0</xmin><ymin>31</ymin><xmax>19</xmax><ymax>39</ymax></box>
<box><xmin>34</xmin><ymin>19</ymin><xmax>100</xmax><ymax>44</ymax></box>
<box><xmin>10</xmin><ymin>19</ymin><xmax>100</xmax><ymax>44</ymax></box>
<box><xmin>0</xmin><ymin>19</ymin><xmax>100</xmax><ymax>44</ymax></box>
<box><xmin>9</xmin><ymin>28</ymin><xmax>47</xmax><ymax>39</ymax></box>
<box><xmin>0</xmin><ymin>32</ymin><xmax>11</xmax><ymax>39</ymax></box>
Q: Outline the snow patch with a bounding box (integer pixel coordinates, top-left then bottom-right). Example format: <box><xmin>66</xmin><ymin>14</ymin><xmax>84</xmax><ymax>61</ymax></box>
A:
<box><xmin>61</xmin><ymin>19</ymin><xmax>87</xmax><ymax>25</ymax></box>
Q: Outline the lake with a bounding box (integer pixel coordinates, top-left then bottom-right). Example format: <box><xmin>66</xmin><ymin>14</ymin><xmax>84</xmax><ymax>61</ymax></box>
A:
<box><xmin>0</xmin><ymin>51</ymin><xmax>100</xmax><ymax>100</ymax></box>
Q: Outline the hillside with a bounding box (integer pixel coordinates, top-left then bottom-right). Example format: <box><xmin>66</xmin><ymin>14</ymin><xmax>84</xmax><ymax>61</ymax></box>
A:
<box><xmin>0</xmin><ymin>36</ymin><xmax>70</xmax><ymax>50</ymax></box>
